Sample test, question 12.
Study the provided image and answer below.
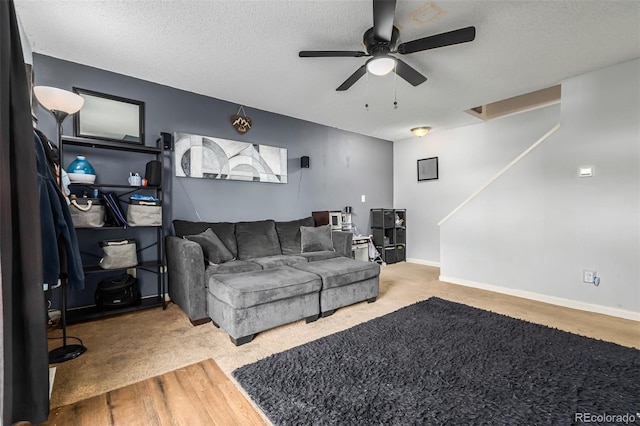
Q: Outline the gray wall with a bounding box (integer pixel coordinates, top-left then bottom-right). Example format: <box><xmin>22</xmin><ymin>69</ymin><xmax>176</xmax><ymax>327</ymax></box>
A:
<box><xmin>396</xmin><ymin>58</ymin><xmax>639</xmax><ymax>316</ymax></box>
<box><xmin>33</xmin><ymin>54</ymin><xmax>393</xmax><ymax>307</ymax></box>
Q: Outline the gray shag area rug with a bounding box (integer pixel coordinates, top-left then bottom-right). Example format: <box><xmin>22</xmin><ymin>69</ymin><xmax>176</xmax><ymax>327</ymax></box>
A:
<box><xmin>233</xmin><ymin>297</ymin><xmax>640</xmax><ymax>425</ymax></box>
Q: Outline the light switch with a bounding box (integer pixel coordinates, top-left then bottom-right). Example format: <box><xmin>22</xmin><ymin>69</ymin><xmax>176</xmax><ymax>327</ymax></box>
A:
<box><xmin>361</xmin><ymin>195</ymin><xmax>366</xmax><ymax>203</ymax></box>
<box><xmin>579</xmin><ymin>166</ymin><xmax>594</xmax><ymax>178</ymax></box>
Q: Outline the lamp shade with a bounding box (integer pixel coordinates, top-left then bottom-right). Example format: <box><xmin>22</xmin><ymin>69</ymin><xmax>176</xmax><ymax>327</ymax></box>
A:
<box><xmin>366</xmin><ymin>56</ymin><xmax>396</xmax><ymax>76</ymax></box>
<box><xmin>411</xmin><ymin>126</ymin><xmax>431</xmax><ymax>137</ymax></box>
<box><xmin>34</xmin><ymin>86</ymin><xmax>84</xmax><ymax>115</ymax></box>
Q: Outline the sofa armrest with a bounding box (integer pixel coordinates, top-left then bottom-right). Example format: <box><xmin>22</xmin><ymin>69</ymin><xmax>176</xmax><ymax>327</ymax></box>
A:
<box><xmin>165</xmin><ymin>236</ymin><xmax>208</xmax><ymax>323</ymax></box>
<box><xmin>331</xmin><ymin>231</ymin><xmax>353</xmax><ymax>258</ymax></box>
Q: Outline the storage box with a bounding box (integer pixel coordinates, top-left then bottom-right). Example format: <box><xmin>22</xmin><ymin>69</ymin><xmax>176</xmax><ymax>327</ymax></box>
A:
<box><xmin>69</xmin><ymin>197</ymin><xmax>105</xmax><ymax>228</ymax></box>
<box><xmin>384</xmin><ymin>247</ymin><xmax>396</xmax><ymax>264</ymax></box>
<box><xmin>395</xmin><ymin>245</ymin><xmax>406</xmax><ymax>262</ymax></box>
<box><xmin>372</xmin><ymin>228</ymin><xmax>385</xmax><ymax>246</ymax></box>
<box><xmin>371</xmin><ymin>209</ymin><xmax>395</xmax><ymax>228</ymax></box>
<box><xmin>127</xmin><ymin>199</ymin><xmax>162</xmax><ymax>226</ymax></box>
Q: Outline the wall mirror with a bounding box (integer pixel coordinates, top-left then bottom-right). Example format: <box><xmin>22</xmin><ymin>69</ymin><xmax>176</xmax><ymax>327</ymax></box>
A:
<box><xmin>73</xmin><ymin>88</ymin><xmax>145</xmax><ymax>144</ymax></box>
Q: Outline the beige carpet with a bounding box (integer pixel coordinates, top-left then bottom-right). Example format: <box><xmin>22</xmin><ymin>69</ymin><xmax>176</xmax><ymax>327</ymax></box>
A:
<box><xmin>47</xmin><ymin>262</ymin><xmax>640</xmax><ymax>409</ymax></box>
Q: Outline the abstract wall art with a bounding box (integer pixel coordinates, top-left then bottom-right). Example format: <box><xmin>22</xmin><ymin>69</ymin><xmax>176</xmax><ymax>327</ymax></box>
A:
<box><xmin>174</xmin><ymin>132</ymin><xmax>287</xmax><ymax>184</ymax></box>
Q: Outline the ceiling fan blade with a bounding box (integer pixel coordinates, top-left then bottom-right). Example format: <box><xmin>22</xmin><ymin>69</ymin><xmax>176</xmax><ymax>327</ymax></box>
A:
<box><xmin>336</xmin><ymin>65</ymin><xmax>367</xmax><ymax>91</ymax></box>
<box><xmin>394</xmin><ymin>58</ymin><xmax>427</xmax><ymax>86</ymax></box>
<box><xmin>372</xmin><ymin>0</ymin><xmax>396</xmax><ymax>41</ymax></box>
<box><xmin>397</xmin><ymin>26</ymin><xmax>476</xmax><ymax>55</ymax></box>
<box><xmin>299</xmin><ymin>50</ymin><xmax>367</xmax><ymax>58</ymax></box>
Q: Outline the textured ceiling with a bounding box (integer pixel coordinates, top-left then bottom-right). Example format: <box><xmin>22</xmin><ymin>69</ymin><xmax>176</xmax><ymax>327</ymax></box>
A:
<box><xmin>15</xmin><ymin>0</ymin><xmax>640</xmax><ymax>142</ymax></box>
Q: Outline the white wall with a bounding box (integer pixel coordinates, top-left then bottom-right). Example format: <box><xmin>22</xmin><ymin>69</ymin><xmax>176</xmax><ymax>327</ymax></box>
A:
<box><xmin>394</xmin><ymin>103</ymin><xmax>560</xmax><ymax>264</ymax></box>
<box><xmin>17</xmin><ymin>13</ymin><xmax>32</xmax><ymax>63</ymax></box>
<box><xmin>397</xmin><ymin>59</ymin><xmax>639</xmax><ymax>316</ymax></box>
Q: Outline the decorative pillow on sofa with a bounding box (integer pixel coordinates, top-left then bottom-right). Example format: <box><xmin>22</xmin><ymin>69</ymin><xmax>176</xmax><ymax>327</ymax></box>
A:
<box><xmin>173</xmin><ymin>220</ymin><xmax>237</xmax><ymax>258</ymax></box>
<box><xmin>184</xmin><ymin>228</ymin><xmax>235</xmax><ymax>265</ymax></box>
<box><xmin>275</xmin><ymin>216</ymin><xmax>315</xmax><ymax>255</ymax></box>
<box><xmin>300</xmin><ymin>225</ymin><xmax>335</xmax><ymax>253</ymax></box>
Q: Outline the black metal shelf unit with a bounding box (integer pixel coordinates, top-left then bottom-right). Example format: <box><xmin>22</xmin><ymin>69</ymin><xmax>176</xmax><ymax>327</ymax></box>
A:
<box><xmin>371</xmin><ymin>208</ymin><xmax>406</xmax><ymax>264</ymax></box>
<box><xmin>61</xmin><ymin>135</ymin><xmax>166</xmax><ymax>323</ymax></box>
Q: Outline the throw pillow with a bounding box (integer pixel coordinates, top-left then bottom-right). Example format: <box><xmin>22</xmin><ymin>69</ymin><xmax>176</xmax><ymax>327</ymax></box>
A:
<box><xmin>173</xmin><ymin>219</ymin><xmax>237</xmax><ymax>257</ymax></box>
<box><xmin>184</xmin><ymin>228</ymin><xmax>235</xmax><ymax>265</ymax></box>
<box><xmin>300</xmin><ymin>225</ymin><xmax>335</xmax><ymax>253</ymax></box>
<box><xmin>275</xmin><ymin>216</ymin><xmax>315</xmax><ymax>255</ymax></box>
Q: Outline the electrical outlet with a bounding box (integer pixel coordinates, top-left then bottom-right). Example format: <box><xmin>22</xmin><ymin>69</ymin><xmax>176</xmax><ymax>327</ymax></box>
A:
<box><xmin>583</xmin><ymin>269</ymin><xmax>595</xmax><ymax>283</ymax></box>
<box><xmin>127</xmin><ymin>268</ymin><xmax>137</xmax><ymax>278</ymax></box>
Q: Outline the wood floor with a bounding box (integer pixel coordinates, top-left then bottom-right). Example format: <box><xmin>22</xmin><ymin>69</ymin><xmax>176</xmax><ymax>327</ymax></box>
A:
<box><xmin>43</xmin><ymin>359</ymin><xmax>267</xmax><ymax>426</ymax></box>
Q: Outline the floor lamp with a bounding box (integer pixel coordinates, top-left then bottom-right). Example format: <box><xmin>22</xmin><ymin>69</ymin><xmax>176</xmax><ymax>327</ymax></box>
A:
<box><xmin>34</xmin><ymin>86</ymin><xmax>87</xmax><ymax>363</ymax></box>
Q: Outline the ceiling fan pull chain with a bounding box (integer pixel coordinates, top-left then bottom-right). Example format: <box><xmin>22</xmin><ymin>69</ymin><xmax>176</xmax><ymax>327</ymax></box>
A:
<box><xmin>393</xmin><ymin>61</ymin><xmax>398</xmax><ymax>109</ymax></box>
<box><xmin>365</xmin><ymin>72</ymin><xmax>370</xmax><ymax>111</ymax></box>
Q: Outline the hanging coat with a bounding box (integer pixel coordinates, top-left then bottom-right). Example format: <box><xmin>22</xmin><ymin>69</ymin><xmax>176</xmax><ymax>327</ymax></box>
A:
<box><xmin>35</xmin><ymin>131</ymin><xmax>85</xmax><ymax>289</ymax></box>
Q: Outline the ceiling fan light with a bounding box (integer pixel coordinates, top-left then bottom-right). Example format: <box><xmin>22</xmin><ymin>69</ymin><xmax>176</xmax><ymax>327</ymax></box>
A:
<box><xmin>411</xmin><ymin>126</ymin><xmax>431</xmax><ymax>137</ymax></box>
<box><xmin>367</xmin><ymin>56</ymin><xmax>396</xmax><ymax>76</ymax></box>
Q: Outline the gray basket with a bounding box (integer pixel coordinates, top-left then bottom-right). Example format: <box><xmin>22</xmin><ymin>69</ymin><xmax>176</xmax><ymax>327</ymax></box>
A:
<box><xmin>127</xmin><ymin>199</ymin><xmax>162</xmax><ymax>227</ymax></box>
<box><xmin>69</xmin><ymin>198</ymin><xmax>105</xmax><ymax>228</ymax></box>
<box><xmin>99</xmin><ymin>239</ymin><xmax>138</xmax><ymax>269</ymax></box>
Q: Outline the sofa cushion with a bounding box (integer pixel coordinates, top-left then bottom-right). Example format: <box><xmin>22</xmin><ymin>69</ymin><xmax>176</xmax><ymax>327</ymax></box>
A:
<box><xmin>184</xmin><ymin>228</ymin><xmax>234</xmax><ymax>265</ymax></box>
<box><xmin>291</xmin><ymin>257</ymin><xmax>380</xmax><ymax>290</ymax></box>
<box><xmin>275</xmin><ymin>217</ymin><xmax>315</xmax><ymax>255</ymax></box>
<box><xmin>298</xmin><ymin>250</ymin><xmax>342</xmax><ymax>262</ymax></box>
<box><xmin>250</xmin><ymin>255</ymin><xmax>308</xmax><ymax>269</ymax></box>
<box><xmin>209</xmin><ymin>266</ymin><xmax>322</xmax><ymax>309</ymax></box>
<box><xmin>235</xmin><ymin>220</ymin><xmax>281</xmax><ymax>260</ymax></box>
<box><xmin>300</xmin><ymin>225</ymin><xmax>335</xmax><ymax>253</ymax></box>
<box><xmin>173</xmin><ymin>220</ymin><xmax>237</xmax><ymax>257</ymax></box>
<box><xmin>205</xmin><ymin>260</ymin><xmax>262</xmax><ymax>280</ymax></box>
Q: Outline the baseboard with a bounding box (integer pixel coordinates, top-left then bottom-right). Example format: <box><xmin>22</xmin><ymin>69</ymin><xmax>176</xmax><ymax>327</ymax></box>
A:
<box><xmin>439</xmin><ymin>275</ymin><xmax>640</xmax><ymax>322</ymax></box>
<box><xmin>407</xmin><ymin>258</ymin><xmax>440</xmax><ymax>268</ymax></box>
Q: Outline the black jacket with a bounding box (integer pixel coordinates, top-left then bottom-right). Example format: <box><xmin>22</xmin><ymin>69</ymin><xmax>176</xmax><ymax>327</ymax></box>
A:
<box><xmin>35</xmin><ymin>131</ymin><xmax>84</xmax><ymax>289</ymax></box>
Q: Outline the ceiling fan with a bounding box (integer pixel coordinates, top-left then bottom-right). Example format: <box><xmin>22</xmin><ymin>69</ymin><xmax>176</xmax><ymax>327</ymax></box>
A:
<box><xmin>299</xmin><ymin>0</ymin><xmax>476</xmax><ymax>91</ymax></box>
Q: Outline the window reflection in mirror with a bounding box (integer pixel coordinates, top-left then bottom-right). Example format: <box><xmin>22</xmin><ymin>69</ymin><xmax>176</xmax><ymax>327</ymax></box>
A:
<box><xmin>73</xmin><ymin>88</ymin><xmax>145</xmax><ymax>144</ymax></box>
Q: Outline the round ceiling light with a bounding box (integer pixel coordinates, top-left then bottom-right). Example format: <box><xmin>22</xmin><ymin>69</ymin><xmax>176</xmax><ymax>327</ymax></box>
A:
<box><xmin>411</xmin><ymin>126</ymin><xmax>431</xmax><ymax>137</ymax></box>
<box><xmin>366</xmin><ymin>56</ymin><xmax>396</xmax><ymax>76</ymax></box>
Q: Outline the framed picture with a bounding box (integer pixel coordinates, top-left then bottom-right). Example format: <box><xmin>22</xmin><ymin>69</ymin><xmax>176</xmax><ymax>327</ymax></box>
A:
<box><xmin>174</xmin><ymin>132</ymin><xmax>288</xmax><ymax>184</ymax></box>
<box><xmin>73</xmin><ymin>88</ymin><xmax>145</xmax><ymax>144</ymax></box>
<box><xmin>417</xmin><ymin>157</ymin><xmax>438</xmax><ymax>181</ymax></box>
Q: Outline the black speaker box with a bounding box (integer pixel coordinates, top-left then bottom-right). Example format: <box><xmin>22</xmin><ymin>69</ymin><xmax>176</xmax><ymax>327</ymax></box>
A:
<box><xmin>301</xmin><ymin>156</ymin><xmax>310</xmax><ymax>168</ymax></box>
<box><xmin>160</xmin><ymin>132</ymin><xmax>173</xmax><ymax>150</ymax></box>
<box><xmin>145</xmin><ymin>160</ymin><xmax>162</xmax><ymax>186</ymax></box>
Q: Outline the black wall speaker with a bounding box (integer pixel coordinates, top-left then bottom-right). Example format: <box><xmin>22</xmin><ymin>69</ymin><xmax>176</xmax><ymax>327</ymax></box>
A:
<box><xmin>160</xmin><ymin>132</ymin><xmax>173</xmax><ymax>150</ymax></box>
<box><xmin>301</xmin><ymin>156</ymin><xmax>310</xmax><ymax>168</ymax></box>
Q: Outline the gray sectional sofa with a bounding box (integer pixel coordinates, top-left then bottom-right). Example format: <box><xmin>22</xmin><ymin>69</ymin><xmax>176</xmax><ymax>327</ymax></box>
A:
<box><xmin>166</xmin><ymin>217</ymin><xmax>380</xmax><ymax>345</ymax></box>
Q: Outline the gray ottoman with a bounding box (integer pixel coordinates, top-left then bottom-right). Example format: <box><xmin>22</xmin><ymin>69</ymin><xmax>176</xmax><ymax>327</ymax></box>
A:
<box><xmin>291</xmin><ymin>257</ymin><xmax>380</xmax><ymax>317</ymax></box>
<box><xmin>207</xmin><ymin>266</ymin><xmax>322</xmax><ymax>345</ymax></box>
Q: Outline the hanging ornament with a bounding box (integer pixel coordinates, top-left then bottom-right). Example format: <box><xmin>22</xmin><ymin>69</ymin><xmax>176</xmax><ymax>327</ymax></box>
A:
<box><xmin>231</xmin><ymin>105</ymin><xmax>252</xmax><ymax>134</ymax></box>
